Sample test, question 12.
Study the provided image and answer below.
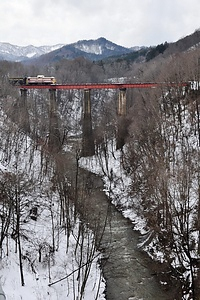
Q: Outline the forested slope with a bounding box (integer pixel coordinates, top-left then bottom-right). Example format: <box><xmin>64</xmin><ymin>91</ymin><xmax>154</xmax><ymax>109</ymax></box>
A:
<box><xmin>1</xmin><ymin>31</ymin><xmax>200</xmax><ymax>299</ymax></box>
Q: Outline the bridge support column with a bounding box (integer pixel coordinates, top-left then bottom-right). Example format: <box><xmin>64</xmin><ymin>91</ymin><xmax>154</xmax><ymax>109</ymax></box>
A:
<box><xmin>117</xmin><ymin>88</ymin><xmax>127</xmax><ymax>116</ymax></box>
<box><xmin>116</xmin><ymin>88</ymin><xmax>128</xmax><ymax>150</ymax></box>
<box><xmin>49</xmin><ymin>89</ymin><xmax>61</xmax><ymax>152</ymax></box>
<box><xmin>19</xmin><ymin>89</ymin><xmax>30</xmax><ymax>133</ymax></box>
<box><xmin>82</xmin><ymin>89</ymin><xmax>95</xmax><ymax>157</ymax></box>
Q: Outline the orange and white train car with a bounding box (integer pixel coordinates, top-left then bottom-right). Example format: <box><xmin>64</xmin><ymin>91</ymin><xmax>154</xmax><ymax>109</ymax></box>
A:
<box><xmin>26</xmin><ymin>75</ymin><xmax>56</xmax><ymax>85</ymax></box>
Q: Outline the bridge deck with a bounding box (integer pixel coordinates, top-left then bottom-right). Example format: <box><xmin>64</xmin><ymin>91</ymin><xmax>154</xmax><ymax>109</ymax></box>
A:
<box><xmin>18</xmin><ymin>82</ymin><xmax>189</xmax><ymax>90</ymax></box>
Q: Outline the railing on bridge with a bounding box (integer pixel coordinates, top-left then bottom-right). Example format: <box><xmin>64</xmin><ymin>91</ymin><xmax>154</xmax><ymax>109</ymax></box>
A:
<box><xmin>15</xmin><ymin>81</ymin><xmax>189</xmax><ymax>90</ymax></box>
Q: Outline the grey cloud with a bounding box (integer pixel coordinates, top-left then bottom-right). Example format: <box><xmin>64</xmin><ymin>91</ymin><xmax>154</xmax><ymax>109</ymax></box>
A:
<box><xmin>1</xmin><ymin>0</ymin><xmax>200</xmax><ymax>47</ymax></box>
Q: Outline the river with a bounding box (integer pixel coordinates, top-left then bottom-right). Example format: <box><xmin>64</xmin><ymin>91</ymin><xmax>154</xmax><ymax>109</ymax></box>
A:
<box><xmin>72</xmin><ymin>165</ymin><xmax>178</xmax><ymax>300</ymax></box>
<box><xmin>59</xmin><ymin>149</ymin><xmax>179</xmax><ymax>299</ymax></box>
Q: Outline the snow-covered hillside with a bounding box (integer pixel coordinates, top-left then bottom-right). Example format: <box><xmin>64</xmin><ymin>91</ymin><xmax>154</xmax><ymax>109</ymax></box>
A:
<box><xmin>0</xmin><ymin>42</ymin><xmax>64</xmax><ymax>61</ymax></box>
<box><xmin>72</xmin><ymin>37</ymin><xmax>132</xmax><ymax>56</ymax></box>
<box><xmin>79</xmin><ymin>83</ymin><xmax>200</xmax><ymax>299</ymax></box>
<box><xmin>0</xmin><ymin>37</ymin><xmax>133</xmax><ymax>63</ymax></box>
<box><xmin>0</xmin><ymin>108</ymin><xmax>105</xmax><ymax>300</ymax></box>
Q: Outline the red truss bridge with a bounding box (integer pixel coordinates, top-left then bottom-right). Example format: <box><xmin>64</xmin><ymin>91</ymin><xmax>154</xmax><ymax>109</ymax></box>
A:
<box><xmin>18</xmin><ymin>82</ymin><xmax>189</xmax><ymax>90</ymax></box>
<box><xmin>9</xmin><ymin>75</ymin><xmax>189</xmax><ymax>90</ymax></box>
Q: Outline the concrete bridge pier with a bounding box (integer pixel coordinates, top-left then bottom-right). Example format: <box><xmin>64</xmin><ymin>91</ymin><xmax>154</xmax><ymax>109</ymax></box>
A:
<box><xmin>48</xmin><ymin>89</ymin><xmax>61</xmax><ymax>152</ymax></box>
<box><xmin>117</xmin><ymin>88</ymin><xmax>127</xmax><ymax>116</ymax></box>
<box><xmin>19</xmin><ymin>89</ymin><xmax>31</xmax><ymax>133</ymax></box>
<box><xmin>82</xmin><ymin>89</ymin><xmax>95</xmax><ymax>157</ymax></box>
<box><xmin>116</xmin><ymin>88</ymin><xmax>128</xmax><ymax>150</ymax></box>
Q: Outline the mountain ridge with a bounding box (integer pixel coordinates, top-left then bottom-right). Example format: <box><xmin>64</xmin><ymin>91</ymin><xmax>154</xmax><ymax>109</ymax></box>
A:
<box><xmin>0</xmin><ymin>38</ymin><xmax>138</xmax><ymax>63</ymax></box>
<box><xmin>0</xmin><ymin>42</ymin><xmax>65</xmax><ymax>62</ymax></box>
<box><xmin>2</xmin><ymin>30</ymin><xmax>200</xmax><ymax>66</ymax></box>
<box><xmin>23</xmin><ymin>37</ymin><xmax>135</xmax><ymax>65</ymax></box>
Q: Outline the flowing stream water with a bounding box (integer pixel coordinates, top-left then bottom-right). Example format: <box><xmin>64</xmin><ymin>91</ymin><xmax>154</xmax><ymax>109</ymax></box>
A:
<box><xmin>62</xmin><ymin>151</ymin><xmax>178</xmax><ymax>299</ymax></box>
<box><xmin>75</xmin><ymin>168</ymin><xmax>177</xmax><ymax>300</ymax></box>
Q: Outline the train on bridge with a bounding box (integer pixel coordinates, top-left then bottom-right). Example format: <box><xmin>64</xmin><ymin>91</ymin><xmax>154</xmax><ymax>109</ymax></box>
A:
<box><xmin>9</xmin><ymin>75</ymin><xmax>56</xmax><ymax>86</ymax></box>
<box><xmin>8</xmin><ymin>75</ymin><xmax>192</xmax><ymax>91</ymax></box>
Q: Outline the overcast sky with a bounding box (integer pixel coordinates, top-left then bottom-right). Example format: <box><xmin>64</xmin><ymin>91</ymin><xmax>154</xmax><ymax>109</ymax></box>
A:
<box><xmin>1</xmin><ymin>0</ymin><xmax>200</xmax><ymax>48</ymax></box>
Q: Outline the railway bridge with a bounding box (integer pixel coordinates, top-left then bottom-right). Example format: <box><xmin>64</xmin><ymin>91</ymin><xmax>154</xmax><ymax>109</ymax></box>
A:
<box><xmin>13</xmin><ymin>81</ymin><xmax>188</xmax><ymax>156</ymax></box>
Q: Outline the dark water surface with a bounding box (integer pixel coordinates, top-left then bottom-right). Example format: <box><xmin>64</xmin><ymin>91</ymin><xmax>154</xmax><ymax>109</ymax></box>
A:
<box><xmin>62</xmin><ymin>151</ymin><xmax>177</xmax><ymax>299</ymax></box>
<box><xmin>76</xmin><ymin>169</ymin><xmax>175</xmax><ymax>300</ymax></box>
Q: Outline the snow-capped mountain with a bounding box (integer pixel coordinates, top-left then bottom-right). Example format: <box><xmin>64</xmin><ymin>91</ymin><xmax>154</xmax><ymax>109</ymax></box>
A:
<box><xmin>0</xmin><ymin>42</ymin><xmax>64</xmax><ymax>61</ymax></box>
<box><xmin>0</xmin><ymin>38</ymin><xmax>136</xmax><ymax>64</ymax></box>
<box><xmin>25</xmin><ymin>37</ymin><xmax>133</xmax><ymax>65</ymax></box>
<box><xmin>71</xmin><ymin>37</ymin><xmax>132</xmax><ymax>57</ymax></box>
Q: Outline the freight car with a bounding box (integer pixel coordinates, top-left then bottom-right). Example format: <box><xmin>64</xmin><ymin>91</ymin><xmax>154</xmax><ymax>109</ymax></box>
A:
<box><xmin>9</xmin><ymin>77</ymin><xmax>26</xmax><ymax>85</ymax></box>
<box><xmin>9</xmin><ymin>75</ymin><xmax>56</xmax><ymax>85</ymax></box>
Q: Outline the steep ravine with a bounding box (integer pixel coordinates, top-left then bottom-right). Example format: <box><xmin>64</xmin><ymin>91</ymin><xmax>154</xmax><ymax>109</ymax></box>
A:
<box><xmin>74</xmin><ymin>166</ymin><xmax>177</xmax><ymax>300</ymax></box>
<box><xmin>61</xmin><ymin>150</ymin><xmax>178</xmax><ymax>299</ymax></box>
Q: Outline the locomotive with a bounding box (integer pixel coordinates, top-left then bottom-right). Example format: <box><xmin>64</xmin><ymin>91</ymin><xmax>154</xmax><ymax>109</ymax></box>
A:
<box><xmin>9</xmin><ymin>75</ymin><xmax>56</xmax><ymax>85</ymax></box>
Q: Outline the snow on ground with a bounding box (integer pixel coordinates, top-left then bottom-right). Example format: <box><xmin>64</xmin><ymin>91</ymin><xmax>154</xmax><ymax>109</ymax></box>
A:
<box><xmin>1</xmin><ymin>211</ymin><xmax>105</xmax><ymax>300</ymax></box>
<box><xmin>79</xmin><ymin>142</ymin><xmax>146</xmax><ymax>234</ymax></box>
<box><xmin>0</xmin><ymin>113</ymin><xmax>106</xmax><ymax>299</ymax></box>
